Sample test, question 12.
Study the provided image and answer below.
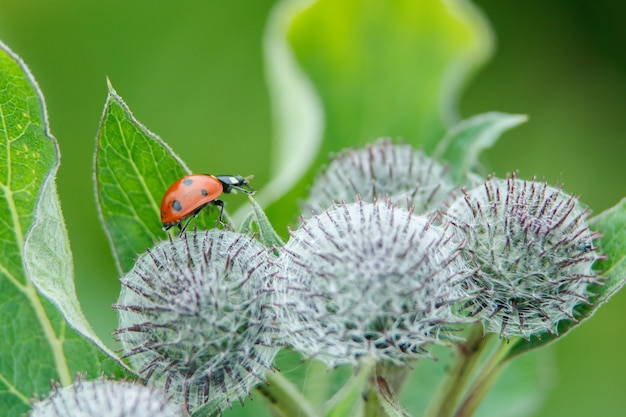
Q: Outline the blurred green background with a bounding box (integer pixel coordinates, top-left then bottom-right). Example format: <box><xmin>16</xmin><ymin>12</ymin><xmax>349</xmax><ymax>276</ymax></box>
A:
<box><xmin>1</xmin><ymin>1</ymin><xmax>625</xmax><ymax>416</ymax></box>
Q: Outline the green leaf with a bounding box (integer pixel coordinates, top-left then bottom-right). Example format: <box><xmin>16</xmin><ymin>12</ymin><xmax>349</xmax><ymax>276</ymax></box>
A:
<box><xmin>506</xmin><ymin>197</ymin><xmax>626</xmax><ymax>359</ymax></box>
<box><xmin>240</xmin><ymin>196</ymin><xmax>285</xmax><ymax>250</ymax></box>
<box><xmin>433</xmin><ymin>112</ymin><xmax>527</xmax><ymax>182</ymax></box>
<box><xmin>23</xmin><ymin>160</ymin><xmax>125</xmax><ymax>365</ymax></box>
<box><xmin>94</xmin><ymin>81</ymin><xmax>207</xmax><ymax>273</ymax></box>
<box><xmin>257</xmin><ymin>0</ymin><xmax>324</xmax><ymax>217</ymax></box>
<box><xmin>587</xmin><ymin>197</ymin><xmax>626</xmax><ymax>302</ymax></box>
<box><xmin>260</xmin><ymin>0</ymin><xmax>494</xmax><ymax>230</ymax></box>
<box><xmin>0</xmin><ymin>41</ymin><xmax>127</xmax><ymax>417</ymax></box>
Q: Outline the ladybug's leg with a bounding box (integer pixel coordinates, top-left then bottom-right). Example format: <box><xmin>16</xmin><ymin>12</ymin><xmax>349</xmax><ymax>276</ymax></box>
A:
<box><xmin>178</xmin><ymin>216</ymin><xmax>194</xmax><ymax>235</ymax></box>
<box><xmin>179</xmin><ymin>205</ymin><xmax>205</xmax><ymax>235</ymax></box>
<box><xmin>213</xmin><ymin>199</ymin><xmax>225</xmax><ymax>225</ymax></box>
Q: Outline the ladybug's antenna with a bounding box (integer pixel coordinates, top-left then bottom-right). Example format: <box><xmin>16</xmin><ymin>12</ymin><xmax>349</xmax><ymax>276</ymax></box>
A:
<box><xmin>215</xmin><ymin>175</ymin><xmax>256</xmax><ymax>195</ymax></box>
<box><xmin>235</xmin><ymin>175</ymin><xmax>256</xmax><ymax>195</ymax></box>
<box><xmin>234</xmin><ymin>183</ymin><xmax>256</xmax><ymax>195</ymax></box>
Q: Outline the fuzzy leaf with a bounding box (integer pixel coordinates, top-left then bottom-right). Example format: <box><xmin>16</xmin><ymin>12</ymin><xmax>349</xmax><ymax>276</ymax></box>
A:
<box><xmin>94</xmin><ymin>82</ymin><xmax>211</xmax><ymax>273</ymax></box>
<box><xmin>434</xmin><ymin>112</ymin><xmax>527</xmax><ymax>181</ymax></box>
<box><xmin>23</xmin><ymin>161</ymin><xmax>124</xmax><ymax>364</ymax></box>
<box><xmin>0</xmin><ymin>42</ymin><xmax>127</xmax><ymax>417</ymax></box>
<box><xmin>506</xmin><ymin>197</ymin><xmax>626</xmax><ymax>359</ymax></box>
<box><xmin>241</xmin><ymin>196</ymin><xmax>285</xmax><ymax>250</ymax></box>
<box><xmin>587</xmin><ymin>197</ymin><xmax>626</xmax><ymax>301</ymax></box>
<box><xmin>260</xmin><ymin>0</ymin><xmax>494</xmax><ymax>230</ymax></box>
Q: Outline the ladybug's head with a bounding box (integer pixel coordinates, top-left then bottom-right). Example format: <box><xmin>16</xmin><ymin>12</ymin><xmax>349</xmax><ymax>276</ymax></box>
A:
<box><xmin>215</xmin><ymin>175</ymin><xmax>256</xmax><ymax>195</ymax></box>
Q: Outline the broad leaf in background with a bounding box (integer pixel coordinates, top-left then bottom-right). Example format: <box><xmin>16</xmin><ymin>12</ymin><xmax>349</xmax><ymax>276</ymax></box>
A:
<box><xmin>434</xmin><ymin>112</ymin><xmax>528</xmax><ymax>182</ymax></box>
<box><xmin>506</xmin><ymin>197</ymin><xmax>626</xmax><ymax>360</ymax></box>
<box><xmin>260</xmin><ymin>0</ymin><xmax>494</xmax><ymax>231</ymax></box>
<box><xmin>95</xmin><ymin>82</ymin><xmax>215</xmax><ymax>273</ymax></box>
<box><xmin>0</xmin><ymin>42</ymin><xmax>127</xmax><ymax>417</ymax></box>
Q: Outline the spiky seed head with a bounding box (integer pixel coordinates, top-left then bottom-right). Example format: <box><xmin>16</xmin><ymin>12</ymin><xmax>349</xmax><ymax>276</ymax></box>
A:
<box><xmin>276</xmin><ymin>199</ymin><xmax>470</xmax><ymax>367</ymax></box>
<box><xmin>115</xmin><ymin>230</ymin><xmax>279</xmax><ymax>414</ymax></box>
<box><xmin>30</xmin><ymin>377</ymin><xmax>185</xmax><ymax>417</ymax></box>
<box><xmin>302</xmin><ymin>138</ymin><xmax>456</xmax><ymax>215</ymax></box>
<box><xmin>446</xmin><ymin>176</ymin><xmax>602</xmax><ymax>339</ymax></box>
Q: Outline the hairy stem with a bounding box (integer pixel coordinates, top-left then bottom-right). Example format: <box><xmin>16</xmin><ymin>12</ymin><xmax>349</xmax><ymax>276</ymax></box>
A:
<box><xmin>256</xmin><ymin>370</ymin><xmax>319</xmax><ymax>417</ymax></box>
<box><xmin>454</xmin><ymin>339</ymin><xmax>515</xmax><ymax>417</ymax></box>
<box><xmin>424</xmin><ymin>324</ymin><xmax>492</xmax><ymax>417</ymax></box>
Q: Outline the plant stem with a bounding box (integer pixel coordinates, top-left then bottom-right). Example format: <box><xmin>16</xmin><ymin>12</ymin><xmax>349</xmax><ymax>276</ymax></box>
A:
<box><xmin>377</xmin><ymin>360</ymin><xmax>415</xmax><ymax>396</ymax></box>
<box><xmin>362</xmin><ymin>361</ymin><xmax>413</xmax><ymax>417</ymax></box>
<box><xmin>303</xmin><ymin>359</ymin><xmax>333</xmax><ymax>408</ymax></box>
<box><xmin>256</xmin><ymin>370</ymin><xmax>319</xmax><ymax>417</ymax></box>
<box><xmin>424</xmin><ymin>324</ymin><xmax>492</xmax><ymax>417</ymax></box>
<box><xmin>364</xmin><ymin>380</ymin><xmax>383</xmax><ymax>417</ymax></box>
<box><xmin>453</xmin><ymin>338</ymin><xmax>515</xmax><ymax>417</ymax></box>
<box><xmin>323</xmin><ymin>358</ymin><xmax>376</xmax><ymax>417</ymax></box>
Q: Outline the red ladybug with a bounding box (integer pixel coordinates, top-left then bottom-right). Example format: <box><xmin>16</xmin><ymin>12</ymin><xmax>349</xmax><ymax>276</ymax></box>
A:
<box><xmin>160</xmin><ymin>174</ymin><xmax>255</xmax><ymax>233</ymax></box>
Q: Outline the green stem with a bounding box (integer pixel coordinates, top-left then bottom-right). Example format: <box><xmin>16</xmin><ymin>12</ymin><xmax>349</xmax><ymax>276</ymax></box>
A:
<box><xmin>324</xmin><ymin>358</ymin><xmax>376</xmax><ymax>417</ymax></box>
<box><xmin>303</xmin><ymin>359</ymin><xmax>333</xmax><ymax>408</ymax></box>
<box><xmin>363</xmin><ymin>381</ymin><xmax>387</xmax><ymax>417</ymax></box>
<box><xmin>363</xmin><ymin>361</ymin><xmax>412</xmax><ymax>417</ymax></box>
<box><xmin>424</xmin><ymin>324</ymin><xmax>492</xmax><ymax>417</ymax></box>
<box><xmin>256</xmin><ymin>370</ymin><xmax>319</xmax><ymax>417</ymax></box>
<box><xmin>378</xmin><ymin>360</ymin><xmax>415</xmax><ymax>396</ymax></box>
<box><xmin>453</xmin><ymin>339</ymin><xmax>516</xmax><ymax>417</ymax></box>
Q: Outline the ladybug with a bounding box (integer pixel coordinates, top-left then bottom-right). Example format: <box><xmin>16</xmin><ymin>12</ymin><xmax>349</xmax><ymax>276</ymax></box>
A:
<box><xmin>160</xmin><ymin>174</ymin><xmax>255</xmax><ymax>233</ymax></box>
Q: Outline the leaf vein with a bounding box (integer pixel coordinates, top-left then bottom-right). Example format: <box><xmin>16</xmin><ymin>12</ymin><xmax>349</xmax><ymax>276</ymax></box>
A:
<box><xmin>0</xmin><ymin>371</ymin><xmax>30</xmax><ymax>406</ymax></box>
<box><xmin>111</xmin><ymin>114</ymin><xmax>160</xmax><ymax>228</ymax></box>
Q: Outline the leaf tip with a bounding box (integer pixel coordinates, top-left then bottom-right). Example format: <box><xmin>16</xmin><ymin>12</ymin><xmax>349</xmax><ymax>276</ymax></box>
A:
<box><xmin>106</xmin><ymin>76</ymin><xmax>114</xmax><ymax>92</ymax></box>
<box><xmin>105</xmin><ymin>77</ymin><xmax>121</xmax><ymax>103</ymax></box>
<box><xmin>514</xmin><ymin>113</ymin><xmax>529</xmax><ymax>123</ymax></box>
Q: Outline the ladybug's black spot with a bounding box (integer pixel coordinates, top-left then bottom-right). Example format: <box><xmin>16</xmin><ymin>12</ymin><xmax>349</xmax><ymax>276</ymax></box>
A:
<box><xmin>201</xmin><ymin>189</ymin><xmax>208</xmax><ymax>196</ymax></box>
<box><xmin>182</xmin><ymin>179</ymin><xmax>193</xmax><ymax>186</ymax></box>
<box><xmin>172</xmin><ymin>200</ymin><xmax>183</xmax><ymax>212</ymax></box>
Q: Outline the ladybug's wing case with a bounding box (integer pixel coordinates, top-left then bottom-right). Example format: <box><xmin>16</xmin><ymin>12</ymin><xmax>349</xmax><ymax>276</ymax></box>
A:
<box><xmin>160</xmin><ymin>175</ymin><xmax>224</xmax><ymax>226</ymax></box>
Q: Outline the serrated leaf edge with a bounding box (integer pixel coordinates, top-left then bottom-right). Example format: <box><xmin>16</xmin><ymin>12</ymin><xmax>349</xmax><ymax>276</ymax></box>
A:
<box><xmin>23</xmin><ymin>162</ymin><xmax>129</xmax><ymax>373</ymax></box>
<box><xmin>0</xmin><ymin>40</ymin><xmax>76</xmax><ymax>393</ymax></box>
<box><xmin>93</xmin><ymin>79</ymin><xmax>191</xmax><ymax>275</ymax></box>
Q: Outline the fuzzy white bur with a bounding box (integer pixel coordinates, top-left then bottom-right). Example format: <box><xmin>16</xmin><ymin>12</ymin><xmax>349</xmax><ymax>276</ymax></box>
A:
<box><xmin>115</xmin><ymin>230</ymin><xmax>280</xmax><ymax>415</ymax></box>
<box><xmin>110</xmin><ymin>156</ymin><xmax>601</xmax><ymax>417</ymax></box>
<box><xmin>446</xmin><ymin>177</ymin><xmax>602</xmax><ymax>339</ymax></box>
<box><xmin>302</xmin><ymin>138</ymin><xmax>457</xmax><ymax>215</ymax></box>
<box><xmin>276</xmin><ymin>200</ymin><xmax>471</xmax><ymax>367</ymax></box>
<box><xmin>30</xmin><ymin>378</ymin><xmax>185</xmax><ymax>417</ymax></box>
